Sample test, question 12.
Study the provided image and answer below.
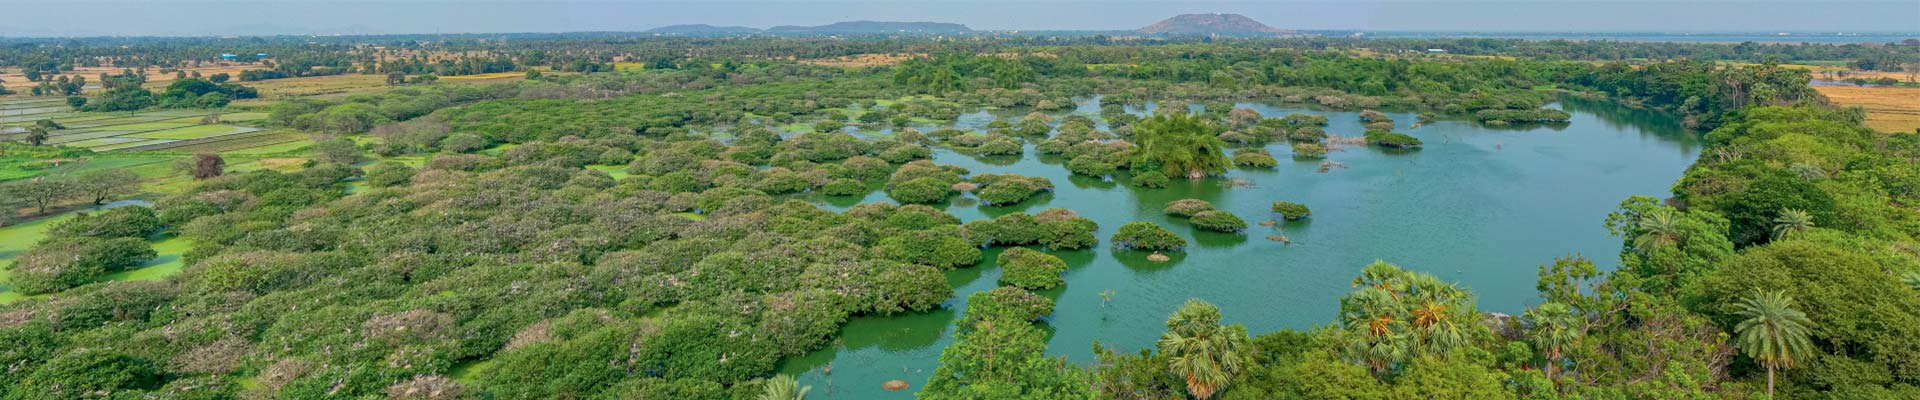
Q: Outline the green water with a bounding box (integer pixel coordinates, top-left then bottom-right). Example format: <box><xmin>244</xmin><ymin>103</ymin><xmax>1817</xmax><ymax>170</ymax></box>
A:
<box><xmin>778</xmin><ymin>96</ymin><xmax>1699</xmax><ymax>398</ymax></box>
<box><xmin>0</xmin><ymin>200</ymin><xmax>182</xmax><ymax>303</ymax></box>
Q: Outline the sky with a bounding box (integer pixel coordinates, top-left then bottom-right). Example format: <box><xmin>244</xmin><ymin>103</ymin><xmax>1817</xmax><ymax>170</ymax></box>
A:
<box><xmin>2</xmin><ymin>0</ymin><xmax>1915</xmax><ymax>37</ymax></box>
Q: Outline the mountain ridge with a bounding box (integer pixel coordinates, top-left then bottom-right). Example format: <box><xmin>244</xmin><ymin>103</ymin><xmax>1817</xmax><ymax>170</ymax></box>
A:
<box><xmin>1139</xmin><ymin>13</ymin><xmax>1292</xmax><ymax>34</ymax></box>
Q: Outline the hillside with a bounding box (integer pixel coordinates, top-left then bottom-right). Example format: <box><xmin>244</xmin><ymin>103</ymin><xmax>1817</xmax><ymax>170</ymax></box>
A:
<box><xmin>1139</xmin><ymin>13</ymin><xmax>1292</xmax><ymax>34</ymax></box>
<box><xmin>767</xmin><ymin>20</ymin><xmax>972</xmax><ymax>34</ymax></box>
<box><xmin>644</xmin><ymin>24</ymin><xmax>760</xmax><ymax>34</ymax></box>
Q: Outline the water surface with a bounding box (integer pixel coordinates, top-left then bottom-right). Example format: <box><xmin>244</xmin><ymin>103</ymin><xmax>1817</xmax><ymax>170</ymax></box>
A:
<box><xmin>780</xmin><ymin>96</ymin><xmax>1698</xmax><ymax>398</ymax></box>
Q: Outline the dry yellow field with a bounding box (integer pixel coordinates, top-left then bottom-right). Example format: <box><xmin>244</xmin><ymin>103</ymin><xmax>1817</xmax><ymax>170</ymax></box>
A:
<box><xmin>0</xmin><ymin>63</ymin><xmax>261</xmax><ymax>90</ymax></box>
<box><xmin>1816</xmin><ymin>85</ymin><xmax>1920</xmax><ymax>133</ymax></box>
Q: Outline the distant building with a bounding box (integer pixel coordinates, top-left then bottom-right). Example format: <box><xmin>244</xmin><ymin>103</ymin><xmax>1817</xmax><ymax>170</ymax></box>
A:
<box><xmin>220</xmin><ymin>53</ymin><xmax>238</xmax><ymax>60</ymax></box>
<box><xmin>256</xmin><ymin>53</ymin><xmax>268</xmax><ymax>58</ymax></box>
<box><xmin>1426</xmin><ymin>48</ymin><xmax>1447</xmax><ymax>53</ymax></box>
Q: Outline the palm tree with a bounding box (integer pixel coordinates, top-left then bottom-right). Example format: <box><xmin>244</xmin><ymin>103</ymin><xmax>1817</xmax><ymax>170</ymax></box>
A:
<box><xmin>1524</xmin><ymin>302</ymin><xmax>1583</xmax><ymax>387</ymax></box>
<box><xmin>1902</xmin><ymin>271</ymin><xmax>1920</xmax><ymax>291</ymax></box>
<box><xmin>1340</xmin><ymin>287</ymin><xmax>1410</xmax><ymax>375</ymax></box>
<box><xmin>1771</xmin><ymin>209</ymin><xmax>1814</xmax><ymax>240</ymax></box>
<box><xmin>1633</xmin><ymin>208</ymin><xmax>1682</xmax><ymax>253</ymax></box>
<box><xmin>1159</xmin><ymin>299</ymin><xmax>1247</xmax><ymax>399</ymax></box>
<box><xmin>1734</xmin><ymin>291</ymin><xmax>1816</xmax><ymax>399</ymax></box>
<box><xmin>759</xmin><ymin>374</ymin><xmax>810</xmax><ymax>400</ymax></box>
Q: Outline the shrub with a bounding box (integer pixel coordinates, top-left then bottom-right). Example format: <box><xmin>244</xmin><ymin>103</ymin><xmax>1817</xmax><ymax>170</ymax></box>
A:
<box><xmin>364</xmin><ymin>161</ymin><xmax>416</xmax><ymax>187</ymax></box>
<box><xmin>965</xmin><ymin>212</ymin><xmax>1046</xmax><ymax>246</ymax></box>
<box><xmin>1234</xmin><ymin>149</ymin><xmax>1279</xmax><ymax>168</ymax></box>
<box><xmin>1164</xmin><ymin>199</ymin><xmax>1215</xmax><ymax>217</ymax></box>
<box><xmin>1288</xmin><ymin>126</ymin><xmax>1326</xmax><ymax>142</ymax></box>
<box><xmin>1271</xmin><ymin>201</ymin><xmax>1312</xmax><ymax>220</ymax></box>
<box><xmin>976</xmin><ymin>137</ymin><xmax>1023</xmax><ymax>156</ymax></box>
<box><xmin>875</xmin><ymin>230</ymin><xmax>982</xmax><ymax>269</ymax></box>
<box><xmin>965</xmin><ymin>286</ymin><xmax>1055</xmax><ymax>323</ymax></box>
<box><xmin>8</xmin><ymin>237</ymin><xmax>156</xmax><ymax>294</ymax></box>
<box><xmin>1067</xmin><ymin>155</ymin><xmax>1117</xmax><ymax>178</ymax></box>
<box><xmin>1111</xmin><ymin>222</ymin><xmax>1186</xmax><ymax>251</ymax></box>
<box><xmin>822</xmin><ymin>178</ymin><xmax>866</xmax><ymax>196</ymax></box>
<box><xmin>888</xmin><ymin>177</ymin><xmax>956</xmax><ymax>204</ymax></box>
<box><xmin>972</xmin><ymin>174</ymin><xmax>1051</xmax><ymax>206</ymax></box>
<box><xmin>50</xmin><ymin>206</ymin><xmax>161</xmax><ymax>239</ymax></box>
<box><xmin>1041</xmin><ymin>217</ymin><xmax>1099</xmax><ymax>250</ymax></box>
<box><xmin>997</xmin><ymin>247</ymin><xmax>1067</xmax><ymax>290</ymax></box>
<box><xmin>1364</xmin><ymin>130</ymin><xmax>1423</xmax><ymax>148</ymax></box>
<box><xmin>1189</xmin><ymin>210</ymin><xmax>1249</xmax><ymax>233</ymax></box>
<box><xmin>1131</xmin><ymin>171</ymin><xmax>1170</xmax><ymax>188</ymax></box>
<box><xmin>1291</xmin><ymin>143</ymin><xmax>1327</xmax><ymax>159</ymax></box>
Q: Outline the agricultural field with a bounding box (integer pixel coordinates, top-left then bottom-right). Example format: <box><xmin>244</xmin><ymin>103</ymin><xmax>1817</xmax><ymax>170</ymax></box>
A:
<box><xmin>0</xmin><ymin>98</ymin><xmax>307</xmax><ymax>160</ymax></box>
<box><xmin>1815</xmin><ymin>85</ymin><xmax>1920</xmax><ymax>133</ymax></box>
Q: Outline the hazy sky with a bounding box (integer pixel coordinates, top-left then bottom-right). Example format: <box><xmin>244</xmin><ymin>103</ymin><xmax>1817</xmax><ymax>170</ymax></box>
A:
<box><xmin>4</xmin><ymin>1</ymin><xmax>1915</xmax><ymax>37</ymax></box>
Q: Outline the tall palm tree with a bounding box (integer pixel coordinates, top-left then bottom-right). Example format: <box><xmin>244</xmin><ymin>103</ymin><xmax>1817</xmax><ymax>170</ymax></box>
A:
<box><xmin>1341</xmin><ymin>287</ymin><xmax>1410</xmax><ymax>375</ymax></box>
<box><xmin>1634</xmin><ymin>208</ymin><xmax>1682</xmax><ymax>253</ymax></box>
<box><xmin>759</xmin><ymin>374</ymin><xmax>810</xmax><ymax>400</ymax></box>
<box><xmin>1771</xmin><ymin>209</ymin><xmax>1814</xmax><ymax>240</ymax></box>
<box><xmin>1734</xmin><ymin>291</ymin><xmax>1816</xmax><ymax>398</ymax></box>
<box><xmin>1159</xmin><ymin>299</ymin><xmax>1247</xmax><ymax>399</ymax></box>
<box><xmin>1524</xmin><ymin>302</ymin><xmax>1584</xmax><ymax>386</ymax></box>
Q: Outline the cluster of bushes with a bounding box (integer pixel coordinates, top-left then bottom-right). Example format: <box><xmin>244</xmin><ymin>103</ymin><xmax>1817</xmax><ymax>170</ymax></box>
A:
<box><xmin>1164</xmin><ymin>199</ymin><xmax>1247</xmax><ymax>233</ymax></box>
<box><xmin>961</xmin><ymin>209</ymin><xmax>1100</xmax><ymax>251</ymax></box>
<box><xmin>1476</xmin><ymin>108</ymin><xmax>1572</xmax><ymax>125</ymax></box>
<box><xmin>996</xmin><ymin>247</ymin><xmax>1068</xmax><ymax>290</ymax></box>
<box><xmin>1111</xmin><ymin>221</ymin><xmax>1187</xmax><ymax>251</ymax></box>
<box><xmin>1270</xmin><ymin>201</ymin><xmax>1312</xmax><ymax>220</ymax></box>
<box><xmin>1363</xmin><ymin>130</ymin><xmax>1423</xmax><ymax>148</ymax></box>
<box><xmin>6</xmin><ymin>207</ymin><xmax>161</xmax><ymax>294</ymax></box>
<box><xmin>971</xmin><ymin>173</ymin><xmax>1053</xmax><ymax>206</ymax></box>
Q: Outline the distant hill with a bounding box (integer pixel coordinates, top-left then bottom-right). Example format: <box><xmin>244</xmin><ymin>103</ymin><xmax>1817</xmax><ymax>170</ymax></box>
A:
<box><xmin>1139</xmin><ymin>13</ymin><xmax>1292</xmax><ymax>34</ymax></box>
<box><xmin>645</xmin><ymin>24</ymin><xmax>760</xmax><ymax>34</ymax></box>
<box><xmin>767</xmin><ymin>21</ymin><xmax>972</xmax><ymax>34</ymax></box>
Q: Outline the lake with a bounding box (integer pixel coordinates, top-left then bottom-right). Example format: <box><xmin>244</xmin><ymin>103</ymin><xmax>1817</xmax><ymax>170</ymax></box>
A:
<box><xmin>777</xmin><ymin>95</ymin><xmax>1700</xmax><ymax>398</ymax></box>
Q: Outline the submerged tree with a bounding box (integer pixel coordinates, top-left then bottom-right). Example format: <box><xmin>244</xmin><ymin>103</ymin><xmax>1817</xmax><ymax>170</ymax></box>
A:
<box><xmin>1158</xmin><ymin>299</ymin><xmax>1248</xmax><ymax>399</ymax></box>
<box><xmin>1132</xmin><ymin>111</ymin><xmax>1229</xmax><ymax>179</ymax></box>
<box><xmin>1734</xmin><ymin>290</ymin><xmax>1815</xmax><ymax>398</ymax></box>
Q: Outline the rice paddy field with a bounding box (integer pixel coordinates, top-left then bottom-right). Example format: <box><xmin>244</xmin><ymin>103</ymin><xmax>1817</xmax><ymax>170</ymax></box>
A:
<box><xmin>0</xmin><ymin>97</ymin><xmax>294</xmax><ymax>154</ymax></box>
<box><xmin>1814</xmin><ymin>85</ymin><xmax>1920</xmax><ymax>133</ymax></box>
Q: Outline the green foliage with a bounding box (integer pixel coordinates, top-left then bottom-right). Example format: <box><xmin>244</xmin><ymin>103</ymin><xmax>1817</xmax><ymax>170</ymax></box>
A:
<box><xmin>1189</xmin><ymin>210</ymin><xmax>1248</xmax><ymax>233</ymax></box>
<box><xmin>1270</xmin><ymin>201</ymin><xmax>1311</xmax><ymax>220</ymax></box>
<box><xmin>1111</xmin><ymin>222</ymin><xmax>1186</xmax><ymax>252</ymax></box>
<box><xmin>1363</xmin><ymin>130</ymin><xmax>1423</xmax><ymax>148</ymax></box>
<box><xmin>922</xmin><ymin>315</ymin><xmax>1090</xmax><ymax>399</ymax></box>
<box><xmin>48</xmin><ymin>206</ymin><xmax>161</xmax><ymax>239</ymax></box>
<box><xmin>966</xmin><ymin>286</ymin><xmax>1055</xmax><ymax>323</ymax></box>
<box><xmin>1159</xmin><ymin>299</ymin><xmax>1251</xmax><ymax>399</ymax></box>
<box><xmin>1331</xmin><ymin>261</ymin><xmax>1483</xmax><ymax>377</ymax></box>
<box><xmin>973</xmin><ymin>173</ymin><xmax>1052</xmax><ymax>206</ymax></box>
<box><xmin>822</xmin><ymin>178</ymin><xmax>867</xmax><ymax>196</ymax></box>
<box><xmin>1231</xmin><ymin>149</ymin><xmax>1278</xmax><ymax>168</ymax></box>
<box><xmin>890</xmin><ymin>176</ymin><xmax>956</xmax><ymax>204</ymax></box>
<box><xmin>363</xmin><ymin>161</ymin><xmax>416</xmax><ymax>187</ymax></box>
<box><xmin>1130</xmin><ymin>171</ymin><xmax>1170</xmax><ymax>189</ymax></box>
<box><xmin>7</xmin><ymin>349</ymin><xmax>161</xmax><ymax>399</ymax></box>
<box><xmin>8</xmin><ymin>237</ymin><xmax>155</xmax><ymax>294</ymax></box>
<box><xmin>1133</xmin><ymin>111</ymin><xmax>1230</xmax><ymax>179</ymax></box>
<box><xmin>876</xmin><ymin>230</ymin><xmax>983</xmax><ymax>269</ymax></box>
<box><xmin>1163</xmin><ymin>199</ymin><xmax>1215</xmax><ymax>217</ymax></box>
<box><xmin>997</xmin><ymin>247</ymin><xmax>1068</xmax><ymax>290</ymax></box>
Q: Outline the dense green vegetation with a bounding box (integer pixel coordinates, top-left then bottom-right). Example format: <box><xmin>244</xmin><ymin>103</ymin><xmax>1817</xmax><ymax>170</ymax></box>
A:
<box><xmin>2</xmin><ymin>32</ymin><xmax>1914</xmax><ymax>399</ymax></box>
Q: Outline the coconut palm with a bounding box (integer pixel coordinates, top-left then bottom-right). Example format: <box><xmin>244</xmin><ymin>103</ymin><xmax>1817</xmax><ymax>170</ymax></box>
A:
<box><xmin>1734</xmin><ymin>291</ymin><xmax>1816</xmax><ymax>398</ymax></box>
<box><xmin>1771</xmin><ymin>209</ymin><xmax>1814</xmax><ymax>240</ymax></box>
<box><xmin>1524</xmin><ymin>302</ymin><xmax>1584</xmax><ymax>386</ymax></box>
<box><xmin>1159</xmin><ymin>299</ymin><xmax>1247</xmax><ymax>399</ymax></box>
<box><xmin>1633</xmin><ymin>208</ymin><xmax>1682</xmax><ymax>253</ymax></box>
<box><xmin>759</xmin><ymin>374</ymin><xmax>809</xmax><ymax>400</ymax></box>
